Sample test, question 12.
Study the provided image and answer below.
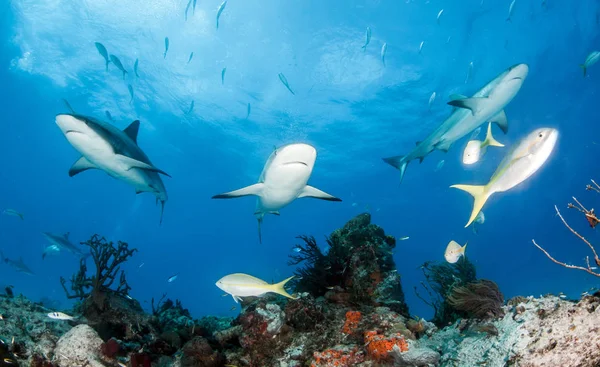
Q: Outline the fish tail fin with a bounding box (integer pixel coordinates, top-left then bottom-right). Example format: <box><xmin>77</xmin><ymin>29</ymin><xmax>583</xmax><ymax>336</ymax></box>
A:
<box><xmin>382</xmin><ymin>155</ymin><xmax>409</xmax><ymax>184</ymax></box>
<box><xmin>270</xmin><ymin>276</ymin><xmax>297</xmax><ymax>300</ymax></box>
<box><xmin>484</xmin><ymin>123</ymin><xmax>504</xmax><ymax>148</ymax></box>
<box><xmin>580</xmin><ymin>64</ymin><xmax>587</xmax><ymax>77</ymax></box>
<box><xmin>450</xmin><ymin>184</ymin><xmax>490</xmax><ymax>228</ymax></box>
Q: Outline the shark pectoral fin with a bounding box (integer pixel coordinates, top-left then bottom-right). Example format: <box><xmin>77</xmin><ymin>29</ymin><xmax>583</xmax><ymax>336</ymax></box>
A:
<box><xmin>268</xmin><ymin>211</ymin><xmax>280</xmax><ymax>216</ymax></box>
<box><xmin>69</xmin><ymin>156</ymin><xmax>97</xmax><ymax>177</ymax></box>
<box><xmin>447</xmin><ymin>97</ymin><xmax>487</xmax><ymax>116</ymax></box>
<box><xmin>298</xmin><ymin>185</ymin><xmax>342</xmax><ymax>201</ymax></box>
<box><xmin>489</xmin><ymin>110</ymin><xmax>508</xmax><ymax>134</ymax></box>
<box><xmin>419</xmin><ymin>157</ymin><xmax>424</xmax><ymax>163</ymax></box>
<box><xmin>117</xmin><ymin>155</ymin><xmax>172</xmax><ymax>178</ymax></box>
<box><xmin>450</xmin><ymin>184</ymin><xmax>490</xmax><ymax>228</ymax></box>
<box><xmin>449</xmin><ymin>93</ymin><xmax>468</xmax><ymax>101</ymax></box>
<box><xmin>415</xmin><ymin>141</ymin><xmax>421</xmax><ymax>146</ymax></box>
<box><xmin>382</xmin><ymin>155</ymin><xmax>409</xmax><ymax>184</ymax></box>
<box><xmin>434</xmin><ymin>140</ymin><xmax>452</xmax><ymax>153</ymax></box>
<box><xmin>123</xmin><ymin>120</ymin><xmax>141</xmax><ymax>144</ymax></box>
<box><xmin>212</xmin><ymin>183</ymin><xmax>265</xmax><ymax>199</ymax></box>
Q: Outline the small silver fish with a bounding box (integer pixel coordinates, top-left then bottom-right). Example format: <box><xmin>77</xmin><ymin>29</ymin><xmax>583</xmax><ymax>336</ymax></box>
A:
<box><xmin>506</xmin><ymin>0</ymin><xmax>516</xmax><ymax>22</ymax></box>
<box><xmin>188</xmin><ymin>100</ymin><xmax>195</xmax><ymax>114</ymax></box>
<box><xmin>381</xmin><ymin>42</ymin><xmax>387</xmax><ymax>66</ymax></box>
<box><xmin>2</xmin><ymin>209</ymin><xmax>23</xmax><ymax>220</ymax></box>
<box><xmin>188</xmin><ymin>52</ymin><xmax>194</xmax><ymax>64</ymax></box>
<box><xmin>185</xmin><ymin>0</ymin><xmax>192</xmax><ymax>21</ymax></box>
<box><xmin>47</xmin><ymin>312</ymin><xmax>74</xmax><ymax>320</ymax></box>
<box><xmin>418</xmin><ymin>41</ymin><xmax>424</xmax><ymax>54</ymax></box>
<box><xmin>109</xmin><ymin>55</ymin><xmax>128</xmax><ymax>80</ymax></box>
<box><xmin>134</xmin><ymin>58</ymin><xmax>139</xmax><ymax>78</ymax></box>
<box><xmin>94</xmin><ymin>42</ymin><xmax>110</xmax><ymax>71</ymax></box>
<box><xmin>167</xmin><ymin>274</ymin><xmax>179</xmax><ymax>283</ymax></box>
<box><xmin>437</xmin><ymin>9</ymin><xmax>444</xmax><ymax>24</ymax></box>
<box><xmin>278</xmin><ymin>73</ymin><xmax>295</xmax><ymax>95</ymax></box>
<box><xmin>128</xmin><ymin>84</ymin><xmax>134</xmax><ymax>104</ymax></box>
<box><xmin>138</xmin><ymin>262</ymin><xmax>145</xmax><ymax>268</ymax></box>
<box><xmin>164</xmin><ymin>37</ymin><xmax>170</xmax><ymax>59</ymax></box>
<box><xmin>399</xmin><ymin>236</ymin><xmax>410</xmax><ymax>241</ymax></box>
<box><xmin>292</xmin><ymin>247</ymin><xmax>301</xmax><ymax>253</ymax></box>
<box><xmin>435</xmin><ymin>160</ymin><xmax>445</xmax><ymax>172</ymax></box>
<box><xmin>216</xmin><ymin>1</ymin><xmax>227</xmax><ymax>29</ymax></box>
<box><xmin>465</xmin><ymin>61</ymin><xmax>474</xmax><ymax>84</ymax></box>
<box><xmin>361</xmin><ymin>26</ymin><xmax>371</xmax><ymax>51</ymax></box>
<box><xmin>428</xmin><ymin>92</ymin><xmax>436</xmax><ymax>110</ymax></box>
<box><xmin>221</xmin><ymin>67</ymin><xmax>226</xmax><ymax>85</ymax></box>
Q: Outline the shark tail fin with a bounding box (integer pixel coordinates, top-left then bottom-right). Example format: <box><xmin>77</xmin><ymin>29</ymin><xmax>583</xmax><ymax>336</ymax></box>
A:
<box><xmin>450</xmin><ymin>184</ymin><xmax>490</xmax><ymax>228</ymax></box>
<box><xmin>580</xmin><ymin>64</ymin><xmax>587</xmax><ymax>77</ymax></box>
<box><xmin>483</xmin><ymin>123</ymin><xmax>504</xmax><ymax>148</ymax></box>
<box><xmin>269</xmin><ymin>276</ymin><xmax>297</xmax><ymax>300</ymax></box>
<box><xmin>18</xmin><ymin>213</ymin><xmax>24</xmax><ymax>220</ymax></box>
<box><xmin>159</xmin><ymin>200</ymin><xmax>166</xmax><ymax>225</ymax></box>
<box><xmin>383</xmin><ymin>155</ymin><xmax>409</xmax><ymax>184</ymax></box>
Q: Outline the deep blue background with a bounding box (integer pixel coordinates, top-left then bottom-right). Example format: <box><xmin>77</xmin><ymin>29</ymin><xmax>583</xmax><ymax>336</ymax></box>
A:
<box><xmin>0</xmin><ymin>0</ymin><xmax>599</xmax><ymax>320</ymax></box>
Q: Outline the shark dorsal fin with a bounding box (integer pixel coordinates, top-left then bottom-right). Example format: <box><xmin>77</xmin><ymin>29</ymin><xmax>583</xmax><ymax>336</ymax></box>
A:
<box><xmin>123</xmin><ymin>120</ymin><xmax>141</xmax><ymax>144</ymax></box>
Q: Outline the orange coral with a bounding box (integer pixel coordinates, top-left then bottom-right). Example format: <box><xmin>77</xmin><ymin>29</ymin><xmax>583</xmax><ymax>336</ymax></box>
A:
<box><xmin>342</xmin><ymin>311</ymin><xmax>362</xmax><ymax>334</ymax></box>
<box><xmin>312</xmin><ymin>347</ymin><xmax>365</xmax><ymax>367</ymax></box>
<box><xmin>364</xmin><ymin>330</ymin><xmax>408</xmax><ymax>361</ymax></box>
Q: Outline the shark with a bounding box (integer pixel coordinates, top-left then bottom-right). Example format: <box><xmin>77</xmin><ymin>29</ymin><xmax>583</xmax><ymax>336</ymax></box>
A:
<box><xmin>55</xmin><ymin>114</ymin><xmax>170</xmax><ymax>224</ymax></box>
<box><xmin>42</xmin><ymin>232</ymin><xmax>88</xmax><ymax>258</ymax></box>
<box><xmin>212</xmin><ymin>143</ymin><xmax>341</xmax><ymax>243</ymax></box>
<box><xmin>383</xmin><ymin>63</ymin><xmax>529</xmax><ymax>184</ymax></box>
<box><xmin>0</xmin><ymin>251</ymin><xmax>34</xmax><ymax>276</ymax></box>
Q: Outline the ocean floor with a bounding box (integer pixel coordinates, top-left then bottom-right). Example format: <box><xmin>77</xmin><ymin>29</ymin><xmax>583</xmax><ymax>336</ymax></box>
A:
<box><xmin>1</xmin><ymin>214</ymin><xmax>600</xmax><ymax>367</ymax></box>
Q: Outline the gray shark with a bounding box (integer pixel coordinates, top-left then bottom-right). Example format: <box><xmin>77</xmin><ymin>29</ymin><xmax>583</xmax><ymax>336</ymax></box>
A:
<box><xmin>55</xmin><ymin>114</ymin><xmax>169</xmax><ymax>224</ymax></box>
<box><xmin>383</xmin><ymin>63</ymin><xmax>529</xmax><ymax>184</ymax></box>
<box><xmin>42</xmin><ymin>232</ymin><xmax>87</xmax><ymax>258</ymax></box>
<box><xmin>0</xmin><ymin>251</ymin><xmax>34</xmax><ymax>276</ymax></box>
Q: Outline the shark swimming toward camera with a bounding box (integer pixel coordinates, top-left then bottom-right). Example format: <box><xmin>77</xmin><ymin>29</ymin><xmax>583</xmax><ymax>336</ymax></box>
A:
<box><xmin>212</xmin><ymin>143</ymin><xmax>341</xmax><ymax>243</ymax></box>
<box><xmin>55</xmin><ymin>114</ymin><xmax>170</xmax><ymax>224</ymax></box>
<box><xmin>383</xmin><ymin>63</ymin><xmax>529</xmax><ymax>184</ymax></box>
<box><xmin>42</xmin><ymin>232</ymin><xmax>88</xmax><ymax>258</ymax></box>
<box><xmin>0</xmin><ymin>251</ymin><xmax>34</xmax><ymax>276</ymax></box>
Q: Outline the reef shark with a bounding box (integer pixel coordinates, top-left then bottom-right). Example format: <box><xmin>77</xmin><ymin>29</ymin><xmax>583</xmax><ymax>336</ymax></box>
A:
<box><xmin>212</xmin><ymin>143</ymin><xmax>341</xmax><ymax>243</ymax></box>
<box><xmin>55</xmin><ymin>114</ymin><xmax>169</xmax><ymax>224</ymax></box>
<box><xmin>383</xmin><ymin>63</ymin><xmax>529</xmax><ymax>184</ymax></box>
<box><xmin>42</xmin><ymin>232</ymin><xmax>88</xmax><ymax>258</ymax></box>
<box><xmin>0</xmin><ymin>251</ymin><xmax>34</xmax><ymax>276</ymax></box>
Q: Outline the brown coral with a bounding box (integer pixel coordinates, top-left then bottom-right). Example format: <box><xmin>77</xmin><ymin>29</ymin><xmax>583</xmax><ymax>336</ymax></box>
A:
<box><xmin>312</xmin><ymin>347</ymin><xmax>365</xmax><ymax>367</ymax></box>
<box><xmin>447</xmin><ymin>279</ymin><xmax>504</xmax><ymax>319</ymax></box>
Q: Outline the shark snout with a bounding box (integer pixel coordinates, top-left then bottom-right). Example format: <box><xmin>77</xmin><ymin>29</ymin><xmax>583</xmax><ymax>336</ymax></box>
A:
<box><xmin>55</xmin><ymin>114</ymin><xmax>84</xmax><ymax>135</ymax></box>
<box><xmin>507</xmin><ymin>63</ymin><xmax>529</xmax><ymax>80</ymax></box>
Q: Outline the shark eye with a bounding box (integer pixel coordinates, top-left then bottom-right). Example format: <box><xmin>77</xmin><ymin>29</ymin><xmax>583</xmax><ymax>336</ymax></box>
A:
<box><xmin>538</xmin><ymin>133</ymin><xmax>543</xmax><ymax>138</ymax></box>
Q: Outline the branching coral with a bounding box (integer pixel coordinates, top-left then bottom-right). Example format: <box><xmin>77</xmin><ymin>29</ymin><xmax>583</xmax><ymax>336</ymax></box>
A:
<box><xmin>447</xmin><ymin>279</ymin><xmax>504</xmax><ymax>319</ymax></box>
<box><xmin>415</xmin><ymin>257</ymin><xmax>477</xmax><ymax>326</ymax></box>
<box><xmin>60</xmin><ymin>234</ymin><xmax>137</xmax><ymax>308</ymax></box>
<box><xmin>534</xmin><ymin>180</ymin><xmax>600</xmax><ymax>277</ymax></box>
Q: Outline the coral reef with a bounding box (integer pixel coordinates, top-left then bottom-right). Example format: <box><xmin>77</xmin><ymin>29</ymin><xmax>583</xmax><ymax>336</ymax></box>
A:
<box><xmin>5</xmin><ymin>215</ymin><xmax>600</xmax><ymax>366</ymax></box>
<box><xmin>415</xmin><ymin>257</ymin><xmax>477</xmax><ymax>326</ymax></box>
<box><xmin>289</xmin><ymin>213</ymin><xmax>409</xmax><ymax>315</ymax></box>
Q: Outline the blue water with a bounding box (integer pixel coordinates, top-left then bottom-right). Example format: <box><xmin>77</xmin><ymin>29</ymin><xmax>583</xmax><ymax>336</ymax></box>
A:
<box><xmin>0</xmin><ymin>0</ymin><xmax>599</xmax><ymax>321</ymax></box>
